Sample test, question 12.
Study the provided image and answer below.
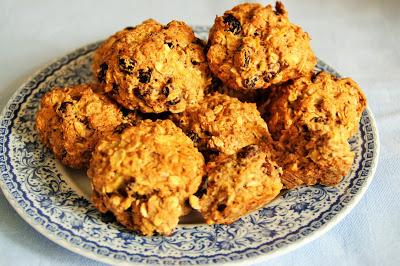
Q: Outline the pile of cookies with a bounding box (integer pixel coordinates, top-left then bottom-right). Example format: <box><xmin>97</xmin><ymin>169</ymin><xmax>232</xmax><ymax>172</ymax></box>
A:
<box><xmin>35</xmin><ymin>2</ymin><xmax>366</xmax><ymax>236</ymax></box>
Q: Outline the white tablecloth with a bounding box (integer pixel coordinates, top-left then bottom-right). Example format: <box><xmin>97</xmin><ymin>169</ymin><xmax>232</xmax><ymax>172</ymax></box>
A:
<box><xmin>0</xmin><ymin>0</ymin><xmax>399</xmax><ymax>265</ymax></box>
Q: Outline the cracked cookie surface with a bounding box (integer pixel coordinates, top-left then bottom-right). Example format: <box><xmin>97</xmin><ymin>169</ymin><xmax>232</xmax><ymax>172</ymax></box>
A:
<box><xmin>35</xmin><ymin>84</ymin><xmax>127</xmax><ymax>169</ymax></box>
<box><xmin>93</xmin><ymin>19</ymin><xmax>211</xmax><ymax>113</ymax></box>
<box><xmin>88</xmin><ymin>119</ymin><xmax>204</xmax><ymax>236</ymax></box>
<box><xmin>260</xmin><ymin>72</ymin><xmax>367</xmax><ymax>188</ymax></box>
<box><xmin>172</xmin><ymin>92</ymin><xmax>271</xmax><ymax>156</ymax></box>
<box><xmin>196</xmin><ymin>144</ymin><xmax>282</xmax><ymax>224</ymax></box>
<box><xmin>207</xmin><ymin>2</ymin><xmax>316</xmax><ymax>90</ymax></box>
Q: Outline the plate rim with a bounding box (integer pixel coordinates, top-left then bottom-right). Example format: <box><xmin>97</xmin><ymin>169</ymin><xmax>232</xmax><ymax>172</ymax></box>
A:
<box><xmin>0</xmin><ymin>39</ymin><xmax>380</xmax><ymax>265</ymax></box>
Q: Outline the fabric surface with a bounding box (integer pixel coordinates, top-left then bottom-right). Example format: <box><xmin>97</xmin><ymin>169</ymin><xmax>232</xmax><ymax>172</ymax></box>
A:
<box><xmin>0</xmin><ymin>0</ymin><xmax>399</xmax><ymax>265</ymax></box>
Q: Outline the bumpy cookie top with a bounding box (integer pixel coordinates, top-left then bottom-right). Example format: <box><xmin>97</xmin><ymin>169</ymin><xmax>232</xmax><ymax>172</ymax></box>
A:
<box><xmin>93</xmin><ymin>19</ymin><xmax>211</xmax><ymax>113</ymax></box>
<box><xmin>262</xmin><ymin>71</ymin><xmax>367</xmax><ymax>140</ymax></box>
<box><xmin>207</xmin><ymin>2</ymin><xmax>316</xmax><ymax>90</ymax></box>
<box><xmin>172</xmin><ymin>92</ymin><xmax>271</xmax><ymax>155</ymax></box>
<box><xmin>260</xmin><ymin>72</ymin><xmax>366</xmax><ymax>188</ymax></box>
<box><xmin>88</xmin><ymin>119</ymin><xmax>204</xmax><ymax>235</ymax></box>
<box><xmin>196</xmin><ymin>144</ymin><xmax>282</xmax><ymax>224</ymax></box>
<box><xmin>35</xmin><ymin>84</ymin><xmax>126</xmax><ymax>169</ymax></box>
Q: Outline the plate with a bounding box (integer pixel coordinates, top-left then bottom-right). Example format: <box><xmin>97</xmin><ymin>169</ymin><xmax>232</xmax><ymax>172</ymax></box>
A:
<box><xmin>0</xmin><ymin>27</ymin><xmax>379</xmax><ymax>265</ymax></box>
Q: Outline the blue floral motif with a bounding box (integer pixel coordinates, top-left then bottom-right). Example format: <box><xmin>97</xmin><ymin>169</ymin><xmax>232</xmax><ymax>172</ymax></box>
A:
<box><xmin>216</xmin><ymin>240</ymin><xmax>235</xmax><ymax>250</ymax></box>
<box><xmin>260</xmin><ymin>207</ymin><xmax>276</xmax><ymax>218</ymax></box>
<box><xmin>0</xmin><ymin>27</ymin><xmax>379</xmax><ymax>265</ymax></box>
<box><xmin>290</xmin><ymin>202</ymin><xmax>313</xmax><ymax>214</ymax></box>
<box><xmin>24</xmin><ymin>141</ymin><xmax>38</xmax><ymax>153</ymax></box>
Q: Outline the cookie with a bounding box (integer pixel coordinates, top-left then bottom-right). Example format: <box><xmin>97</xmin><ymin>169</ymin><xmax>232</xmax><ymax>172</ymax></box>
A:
<box><xmin>93</xmin><ymin>19</ymin><xmax>211</xmax><ymax>113</ymax></box>
<box><xmin>35</xmin><ymin>84</ymin><xmax>130</xmax><ymax>169</ymax></box>
<box><xmin>261</xmin><ymin>72</ymin><xmax>367</xmax><ymax>188</ymax></box>
<box><xmin>88</xmin><ymin>119</ymin><xmax>205</xmax><ymax>236</ymax></box>
<box><xmin>207</xmin><ymin>2</ymin><xmax>316</xmax><ymax>90</ymax></box>
<box><xmin>172</xmin><ymin>92</ymin><xmax>271</xmax><ymax>156</ymax></box>
<box><xmin>194</xmin><ymin>144</ymin><xmax>282</xmax><ymax>224</ymax></box>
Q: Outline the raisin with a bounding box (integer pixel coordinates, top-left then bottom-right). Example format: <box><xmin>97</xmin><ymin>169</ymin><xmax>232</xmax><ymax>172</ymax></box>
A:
<box><xmin>223</xmin><ymin>14</ymin><xmax>242</xmax><ymax>34</ymax></box>
<box><xmin>119</xmin><ymin>58</ymin><xmax>136</xmax><ymax>74</ymax></box>
<box><xmin>167</xmin><ymin>97</ymin><xmax>180</xmax><ymax>106</ymax></box>
<box><xmin>217</xmin><ymin>203</ymin><xmax>227</xmax><ymax>212</ymax></box>
<box><xmin>191</xmin><ymin>60</ymin><xmax>200</xmax><ymax>65</ymax></box>
<box><xmin>165</xmin><ymin>42</ymin><xmax>174</xmax><ymax>48</ymax></box>
<box><xmin>138</xmin><ymin>69</ymin><xmax>152</xmax><ymax>83</ymax></box>
<box><xmin>98</xmin><ymin>63</ymin><xmax>108</xmax><ymax>83</ymax></box>
<box><xmin>124</xmin><ymin>26</ymin><xmax>135</xmax><ymax>30</ymax></box>
<box><xmin>71</xmin><ymin>95</ymin><xmax>81</xmax><ymax>101</ymax></box>
<box><xmin>311</xmin><ymin>71</ymin><xmax>322</xmax><ymax>83</ymax></box>
<box><xmin>186</xmin><ymin>130</ymin><xmax>200</xmax><ymax>143</ymax></box>
<box><xmin>112</xmin><ymin>83</ymin><xmax>119</xmax><ymax>94</ymax></box>
<box><xmin>263</xmin><ymin>72</ymin><xmax>276</xmax><ymax>82</ymax></box>
<box><xmin>117</xmin><ymin>187</ymin><xmax>128</xmax><ymax>197</ymax></box>
<box><xmin>134</xmin><ymin>87</ymin><xmax>151</xmax><ymax>100</ymax></box>
<box><xmin>244</xmin><ymin>76</ymin><xmax>258</xmax><ymax>89</ymax></box>
<box><xmin>264</xmin><ymin>63</ymin><xmax>280</xmax><ymax>82</ymax></box>
<box><xmin>161</xmin><ymin>86</ymin><xmax>170</xmax><ymax>97</ymax></box>
<box><xmin>275</xmin><ymin>2</ymin><xmax>287</xmax><ymax>15</ymax></box>
<box><xmin>237</xmin><ymin>144</ymin><xmax>259</xmax><ymax>159</ymax></box>
<box><xmin>58</xmin><ymin>101</ymin><xmax>72</xmax><ymax>113</ymax></box>
<box><xmin>312</xmin><ymin>116</ymin><xmax>327</xmax><ymax>123</ymax></box>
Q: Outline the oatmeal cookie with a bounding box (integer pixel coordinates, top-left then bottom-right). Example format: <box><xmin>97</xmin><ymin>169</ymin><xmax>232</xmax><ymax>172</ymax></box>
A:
<box><xmin>36</xmin><ymin>84</ymin><xmax>129</xmax><ymax>169</ymax></box>
<box><xmin>172</xmin><ymin>93</ymin><xmax>271</xmax><ymax>155</ymax></box>
<box><xmin>93</xmin><ymin>19</ymin><xmax>211</xmax><ymax>113</ymax></box>
<box><xmin>207</xmin><ymin>2</ymin><xmax>316</xmax><ymax>90</ymax></box>
<box><xmin>261</xmin><ymin>72</ymin><xmax>367</xmax><ymax>188</ymax></box>
<box><xmin>88</xmin><ymin>120</ymin><xmax>205</xmax><ymax>236</ymax></box>
<box><xmin>194</xmin><ymin>144</ymin><xmax>282</xmax><ymax>224</ymax></box>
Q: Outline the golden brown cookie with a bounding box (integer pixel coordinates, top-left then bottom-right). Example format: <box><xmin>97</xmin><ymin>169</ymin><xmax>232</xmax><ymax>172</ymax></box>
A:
<box><xmin>35</xmin><ymin>84</ymin><xmax>129</xmax><ymax>169</ymax></box>
<box><xmin>93</xmin><ymin>19</ymin><xmax>211</xmax><ymax>113</ymax></box>
<box><xmin>88</xmin><ymin>120</ymin><xmax>205</xmax><ymax>236</ymax></box>
<box><xmin>172</xmin><ymin>92</ymin><xmax>271</xmax><ymax>156</ymax></box>
<box><xmin>194</xmin><ymin>144</ymin><xmax>282</xmax><ymax>224</ymax></box>
<box><xmin>261</xmin><ymin>72</ymin><xmax>367</xmax><ymax>188</ymax></box>
<box><xmin>207</xmin><ymin>2</ymin><xmax>316</xmax><ymax>90</ymax></box>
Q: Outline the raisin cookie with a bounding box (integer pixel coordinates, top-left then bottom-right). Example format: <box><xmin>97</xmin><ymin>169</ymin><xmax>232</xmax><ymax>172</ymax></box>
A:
<box><xmin>88</xmin><ymin>120</ymin><xmax>204</xmax><ymax>236</ymax></box>
<box><xmin>207</xmin><ymin>2</ymin><xmax>316</xmax><ymax>90</ymax></box>
<box><xmin>36</xmin><ymin>84</ymin><xmax>129</xmax><ymax>169</ymax></box>
<box><xmin>261</xmin><ymin>72</ymin><xmax>367</xmax><ymax>188</ymax></box>
<box><xmin>193</xmin><ymin>144</ymin><xmax>282</xmax><ymax>224</ymax></box>
<box><xmin>93</xmin><ymin>19</ymin><xmax>211</xmax><ymax>113</ymax></box>
<box><xmin>172</xmin><ymin>92</ymin><xmax>271</xmax><ymax>156</ymax></box>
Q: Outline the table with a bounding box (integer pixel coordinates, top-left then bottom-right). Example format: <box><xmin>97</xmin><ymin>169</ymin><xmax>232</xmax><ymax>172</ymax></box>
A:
<box><xmin>0</xmin><ymin>0</ymin><xmax>399</xmax><ymax>265</ymax></box>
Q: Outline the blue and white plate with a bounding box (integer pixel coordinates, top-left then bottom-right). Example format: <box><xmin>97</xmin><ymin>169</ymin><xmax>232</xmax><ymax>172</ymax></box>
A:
<box><xmin>0</xmin><ymin>27</ymin><xmax>379</xmax><ymax>265</ymax></box>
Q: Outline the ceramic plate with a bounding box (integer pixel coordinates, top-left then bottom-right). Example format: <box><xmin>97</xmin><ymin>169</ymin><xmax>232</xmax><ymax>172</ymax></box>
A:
<box><xmin>0</xmin><ymin>27</ymin><xmax>379</xmax><ymax>265</ymax></box>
